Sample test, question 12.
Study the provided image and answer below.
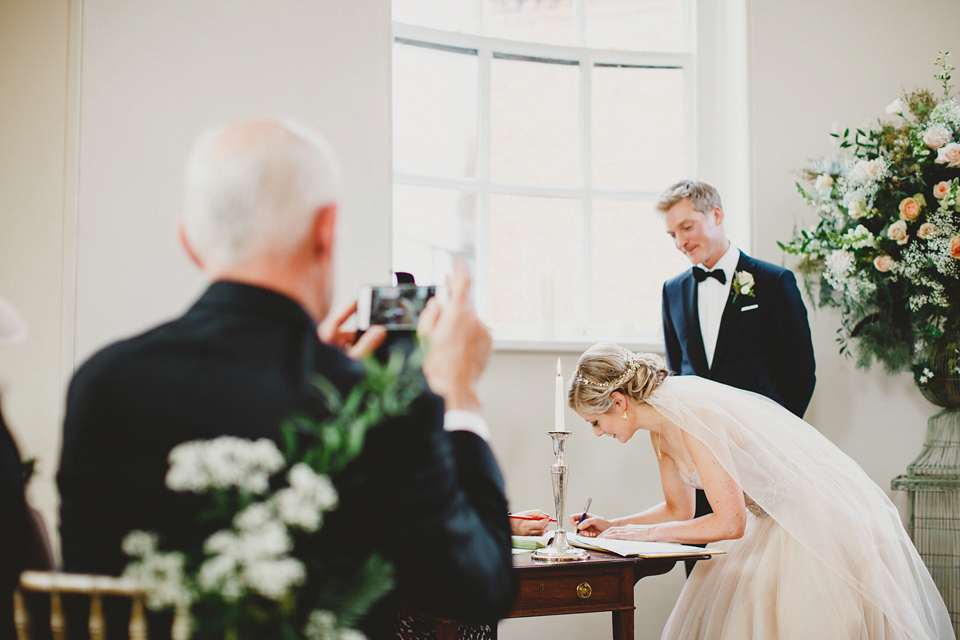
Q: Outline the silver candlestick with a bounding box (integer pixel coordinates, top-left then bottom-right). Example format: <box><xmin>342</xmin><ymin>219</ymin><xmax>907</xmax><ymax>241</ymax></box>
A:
<box><xmin>533</xmin><ymin>431</ymin><xmax>588</xmax><ymax>562</ymax></box>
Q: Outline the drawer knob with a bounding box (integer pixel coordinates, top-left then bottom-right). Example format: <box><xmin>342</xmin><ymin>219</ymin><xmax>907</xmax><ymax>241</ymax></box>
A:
<box><xmin>576</xmin><ymin>582</ymin><xmax>592</xmax><ymax>599</ymax></box>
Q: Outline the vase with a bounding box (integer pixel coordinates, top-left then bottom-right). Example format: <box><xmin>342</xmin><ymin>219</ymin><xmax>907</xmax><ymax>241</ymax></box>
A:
<box><xmin>917</xmin><ymin>327</ymin><xmax>960</xmax><ymax>408</ymax></box>
<box><xmin>891</xmin><ymin>328</ymin><xmax>960</xmax><ymax>637</ymax></box>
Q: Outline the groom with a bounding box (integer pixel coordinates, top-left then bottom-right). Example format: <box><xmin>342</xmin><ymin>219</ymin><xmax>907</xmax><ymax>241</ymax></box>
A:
<box><xmin>658</xmin><ymin>180</ymin><xmax>815</xmax><ymax>569</ymax></box>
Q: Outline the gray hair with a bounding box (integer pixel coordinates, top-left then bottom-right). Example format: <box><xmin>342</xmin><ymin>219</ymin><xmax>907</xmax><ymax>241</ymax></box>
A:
<box><xmin>655</xmin><ymin>180</ymin><xmax>723</xmax><ymax>216</ymax></box>
<box><xmin>569</xmin><ymin>344</ymin><xmax>670</xmax><ymax>414</ymax></box>
<box><xmin>181</xmin><ymin>118</ymin><xmax>342</xmax><ymax>270</ymax></box>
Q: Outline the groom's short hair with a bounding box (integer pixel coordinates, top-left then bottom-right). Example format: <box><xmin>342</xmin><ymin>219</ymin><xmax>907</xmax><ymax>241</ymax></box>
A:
<box><xmin>656</xmin><ymin>180</ymin><xmax>723</xmax><ymax>216</ymax></box>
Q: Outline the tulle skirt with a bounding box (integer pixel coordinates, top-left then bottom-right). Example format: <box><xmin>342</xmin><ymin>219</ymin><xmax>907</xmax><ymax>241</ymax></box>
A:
<box><xmin>662</xmin><ymin>511</ymin><xmax>907</xmax><ymax>640</ymax></box>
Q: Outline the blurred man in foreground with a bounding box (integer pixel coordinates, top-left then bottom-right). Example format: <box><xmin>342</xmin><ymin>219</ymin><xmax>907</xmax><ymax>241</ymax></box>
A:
<box><xmin>58</xmin><ymin>119</ymin><xmax>515</xmax><ymax>638</ymax></box>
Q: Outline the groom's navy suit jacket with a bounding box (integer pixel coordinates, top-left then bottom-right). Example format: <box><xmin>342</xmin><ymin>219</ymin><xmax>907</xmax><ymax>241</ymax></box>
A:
<box><xmin>661</xmin><ymin>252</ymin><xmax>816</xmax><ymax>418</ymax></box>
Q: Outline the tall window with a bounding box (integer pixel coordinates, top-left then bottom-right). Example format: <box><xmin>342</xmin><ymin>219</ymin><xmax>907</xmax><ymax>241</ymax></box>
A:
<box><xmin>392</xmin><ymin>0</ymin><xmax>744</xmax><ymax>346</ymax></box>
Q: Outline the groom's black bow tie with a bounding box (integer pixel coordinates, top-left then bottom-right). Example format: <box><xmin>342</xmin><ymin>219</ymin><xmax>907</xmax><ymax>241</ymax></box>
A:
<box><xmin>693</xmin><ymin>267</ymin><xmax>726</xmax><ymax>284</ymax></box>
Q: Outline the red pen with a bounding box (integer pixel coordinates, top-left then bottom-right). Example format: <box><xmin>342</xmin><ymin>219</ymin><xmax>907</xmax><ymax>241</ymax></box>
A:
<box><xmin>508</xmin><ymin>514</ymin><xmax>557</xmax><ymax>522</ymax></box>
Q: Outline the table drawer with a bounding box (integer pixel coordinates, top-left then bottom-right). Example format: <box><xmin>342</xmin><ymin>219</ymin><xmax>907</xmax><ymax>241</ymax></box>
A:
<box><xmin>512</xmin><ymin>570</ymin><xmax>625</xmax><ymax>613</ymax></box>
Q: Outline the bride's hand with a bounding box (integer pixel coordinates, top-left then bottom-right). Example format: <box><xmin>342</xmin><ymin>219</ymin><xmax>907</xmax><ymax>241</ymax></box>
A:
<box><xmin>573</xmin><ymin>515</ymin><xmax>612</xmax><ymax>537</ymax></box>
<box><xmin>599</xmin><ymin>524</ymin><xmax>656</xmax><ymax>542</ymax></box>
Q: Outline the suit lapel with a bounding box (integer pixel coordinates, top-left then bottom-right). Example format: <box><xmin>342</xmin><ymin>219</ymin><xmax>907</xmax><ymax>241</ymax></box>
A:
<box><xmin>680</xmin><ymin>271</ymin><xmax>709</xmax><ymax>376</ymax></box>
<box><xmin>710</xmin><ymin>253</ymin><xmax>754</xmax><ymax>376</ymax></box>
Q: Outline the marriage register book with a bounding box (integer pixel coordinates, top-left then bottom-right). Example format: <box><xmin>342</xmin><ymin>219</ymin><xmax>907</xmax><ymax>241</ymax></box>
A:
<box><xmin>513</xmin><ymin>534</ymin><xmax>724</xmax><ymax>559</ymax></box>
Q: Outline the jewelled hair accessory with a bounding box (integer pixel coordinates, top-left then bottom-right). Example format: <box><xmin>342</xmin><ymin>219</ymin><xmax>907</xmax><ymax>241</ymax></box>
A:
<box><xmin>575</xmin><ymin>351</ymin><xmax>642</xmax><ymax>388</ymax></box>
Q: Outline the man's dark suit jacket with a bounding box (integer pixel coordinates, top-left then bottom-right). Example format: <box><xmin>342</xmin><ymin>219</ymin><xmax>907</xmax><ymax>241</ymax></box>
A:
<box><xmin>1</xmin><ymin>407</ymin><xmax>31</xmax><ymax>639</ymax></box>
<box><xmin>58</xmin><ymin>281</ymin><xmax>516</xmax><ymax>638</ymax></box>
<box><xmin>661</xmin><ymin>251</ymin><xmax>816</xmax><ymax>418</ymax></box>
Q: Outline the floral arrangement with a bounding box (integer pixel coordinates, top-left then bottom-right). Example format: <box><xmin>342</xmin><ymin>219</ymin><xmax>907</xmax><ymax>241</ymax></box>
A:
<box><xmin>780</xmin><ymin>53</ymin><xmax>960</xmax><ymax>378</ymax></box>
<box><xmin>122</xmin><ymin>353</ymin><xmax>424</xmax><ymax>640</ymax></box>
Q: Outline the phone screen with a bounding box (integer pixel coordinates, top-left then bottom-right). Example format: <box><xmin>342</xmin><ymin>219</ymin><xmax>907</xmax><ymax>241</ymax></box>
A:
<box><xmin>369</xmin><ymin>285</ymin><xmax>436</xmax><ymax>330</ymax></box>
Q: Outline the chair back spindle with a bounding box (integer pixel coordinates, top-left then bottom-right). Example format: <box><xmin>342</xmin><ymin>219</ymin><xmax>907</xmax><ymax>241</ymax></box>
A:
<box><xmin>14</xmin><ymin>570</ymin><xmax>190</xmax><ymax>640</ymax></box>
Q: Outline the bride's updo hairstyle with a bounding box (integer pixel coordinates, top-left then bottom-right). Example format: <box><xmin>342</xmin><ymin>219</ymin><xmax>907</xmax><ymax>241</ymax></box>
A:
<box><xmin>569</xmin><ymin>343</ymin><xmax>670</xmax><ymax>414</ymax></box>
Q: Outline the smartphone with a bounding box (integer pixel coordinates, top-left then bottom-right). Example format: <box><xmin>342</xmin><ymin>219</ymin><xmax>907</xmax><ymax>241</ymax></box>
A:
<box><xmin>357</xmin><ymin>284</ymin><xmax>441</xmax><ymax>331</ymax></box>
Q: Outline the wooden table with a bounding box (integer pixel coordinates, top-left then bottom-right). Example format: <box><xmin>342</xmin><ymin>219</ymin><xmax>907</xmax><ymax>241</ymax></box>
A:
<box><xmin>433</xmin><ymin>549</ymin><xmax>710</xmax><ymax>640</ymax></box>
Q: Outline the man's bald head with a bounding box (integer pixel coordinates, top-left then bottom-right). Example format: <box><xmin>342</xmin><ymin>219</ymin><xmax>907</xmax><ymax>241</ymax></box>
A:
<box><xmin>181</xmin><ymin>118</ymin><xmax>342</xmax><ymax>271</ymax></box>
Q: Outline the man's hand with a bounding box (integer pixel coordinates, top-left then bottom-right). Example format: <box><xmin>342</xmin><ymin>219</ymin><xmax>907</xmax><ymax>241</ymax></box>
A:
<box><xmin>318</xmin><ymin>300</ymin><xmax>386</xmax><ymax>360</ymax></box>
<box><xmin>417</xmin><ymin>261</ymin><xmax>491</xmax><ymax>412</ymax></box>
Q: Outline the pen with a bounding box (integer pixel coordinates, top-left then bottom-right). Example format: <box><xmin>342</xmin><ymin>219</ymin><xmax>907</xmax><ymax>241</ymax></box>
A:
<box><xmin>578</xmin><ymin>497</ymin><xmax>592</xmax><ymax>526</ymax></box>
<box><xmin>508</xmin><ymin>514</ymin><xmax>557</xmax><ymax>522</ymax></box>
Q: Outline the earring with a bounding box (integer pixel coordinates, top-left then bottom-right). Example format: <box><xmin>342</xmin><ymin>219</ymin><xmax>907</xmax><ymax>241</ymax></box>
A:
<box><xmin>622</xmin><ymin>411</ymin><xmax>627</xmax><ymax>420</ymax></box>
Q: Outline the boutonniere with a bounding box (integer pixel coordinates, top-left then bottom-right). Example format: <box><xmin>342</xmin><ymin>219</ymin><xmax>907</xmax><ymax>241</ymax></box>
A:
<box><xmin>731</xmin><ymin>270</ymin><xmax>755</xmax><ymax>302</ymax></box>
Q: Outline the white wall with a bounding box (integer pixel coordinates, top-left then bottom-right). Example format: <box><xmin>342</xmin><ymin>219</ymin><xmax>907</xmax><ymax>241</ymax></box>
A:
<box><xmin>0</xmin><ymin>0</ymin><xmax>394</xmax><ymax>555</ymax></box>
<box><xmin>73</xmin><ymin>0</ymin><xmax>395</xmax><ymax>363</ymax></box>
<box><xmin>2</xmin><ymin>1</ymin><xmax>959</xmax><ymax>639</ymax></box>
<box><xmin>0</xmin><ymin>0</ymin><xmax>72</xmax><ymax>542</ymax></box>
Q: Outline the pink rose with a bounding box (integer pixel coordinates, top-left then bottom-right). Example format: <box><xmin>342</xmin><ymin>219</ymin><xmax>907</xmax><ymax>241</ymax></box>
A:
<box><xmin>898</xmin><ymin>197</ymin><xmax>921</xmax><ymax>220</ymax></box>
<box><xmin>887</xmin><ymin>219</ymin><xmax>909</xmax><ymax>245</ymax></box>
<box><xmin>923</xmin><ymin>126</ymin><xmax>952</xmax><ymax>150</ymax></box>
<box><xmin>918</xmin><ymin>222</ymin><xmax>937</xmax><ymax>240</ymax></box>
<box><xmin>874</xmin><ymin>255</ymin><xmax>894</xmax><ymax>272</ymax></box>
<box><xmin>936</xmin><ymin>142</ymin><xmax>960</xmax><ymax>168</ymax></box>
<box><xmin>933</xmin><ymin>181</ymin><xmax>951</xmax><ymax>200</ymax></box>
<box><xmin>951</xmin><ymin>237</ymin><xmax>960</xmax><ymax>260</ymax></box>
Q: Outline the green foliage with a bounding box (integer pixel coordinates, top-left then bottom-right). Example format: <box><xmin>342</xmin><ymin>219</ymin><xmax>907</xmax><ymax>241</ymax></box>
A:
<box><xmin>126</xmin><ymin>342</ymin><xmax>426</xmax><ymax>640</ymax></box>
<box><xmin>935</xmin><ymin>51</ymin><xmax>955</xmax><ymax>97</ymax></box>
<box><xmin>282</xmin><ymin>347</ymin><xmax>424</xmax><ymax>475</ymax></box>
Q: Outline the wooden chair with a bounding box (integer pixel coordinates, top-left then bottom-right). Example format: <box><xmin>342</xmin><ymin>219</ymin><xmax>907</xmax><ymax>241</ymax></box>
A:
<box><xmin>13</xmin><ymin>571</ymin><xmax>190</xmax><ymax>640</ymax></box>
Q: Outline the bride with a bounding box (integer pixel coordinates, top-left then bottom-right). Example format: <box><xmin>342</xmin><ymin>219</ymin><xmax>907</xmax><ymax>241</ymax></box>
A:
<box><xmin>568</xmin><ymin>343</ymin><xmax>953</xmax><ymax>640</ymax></box>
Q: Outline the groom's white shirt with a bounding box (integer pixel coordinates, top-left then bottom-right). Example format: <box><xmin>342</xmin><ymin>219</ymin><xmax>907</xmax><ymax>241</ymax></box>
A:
<box><xmin>697</xmin><ymin>243</ymin><xmax>740</xmax><ymax>369</ymax></box>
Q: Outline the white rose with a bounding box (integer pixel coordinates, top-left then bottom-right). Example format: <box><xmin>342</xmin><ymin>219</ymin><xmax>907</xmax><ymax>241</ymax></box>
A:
<box><xmin>848</xmin><ymin>159</ymin><xmax>883</xmax><ymax>183</ymax></box>
<box><xmin>918</xmin><ymin>222</ymin><xmax>937</xmax><ymax>240</ymax></box>
<box><xmin>849</xmin><ymin>224</ymin><xmax>875</xmax><ymax>248</ymax></box>
<box><xmin>935</xmin><ymin>142</ymin><xmax>960</xmax><ymax>168</ymax></box>
<box><xmin>848</xmin><ymin>200</ymin><xmax>868</xmax><ymax>219</ymax></box>
<box><xmin>887</xmin><ymin>219</ymin><xmax>909</xmax><ymax>245</ymax></box>
<box><xmin>814</xmin><ymin>174</ymin><xmax>834</xmax><ymax>191</ymax></box>
<box><xmin>737</xmin><ymin>271</ymin><xmax>755</xmax><ymax>295</ymax></box>
<box><xmin>922</xmin><ymin>125</ymin><xmax>952</xmax><ymax>150</ymax></box>
<box><xmin>885</xmin><ymin>98</ymin><xmax>904</xmax><ymax>115</ymax></box>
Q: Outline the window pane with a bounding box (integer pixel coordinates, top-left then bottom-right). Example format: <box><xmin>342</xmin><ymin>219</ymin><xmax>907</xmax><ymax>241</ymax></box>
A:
<box><xmin>490</xmin><ymin>56</ymin><xmax>580</xmax><ymax>186</ymax></box>
<box><xmin>392</xmin><ymin>184</ymin><xmax>476</xmax><ymax>286</ymax></box>
<box><xmin>488</xmin><ymin>194</ymin><xmax>582</xmax><ymax>339</ymax></box>
<box><xmin>590</xmin><ymin>199</ymin><xmax>689</xmax><ymax>336</ymax></box>
<box><xmin>393</xmin><ymin>42</ymin><xmax>478</xmax><ymax>179</ymax></box>
<box><xmin>393</xmin><ymin>0</ymin><xmax>478</xmax><ymax>33</ymax></box>
<box><xmin>592</xmin><ymin>65</ymin><xmax>684</xmax><ymax>191</ymax></box>
<box><xmin>585</xmin><ymin>0</ymin><xmax>687</xmax><ymax>52</ymax></box>
<box><xmin>482</xmin><ymin>0</ymin><xmax>575</xmax><ymax>45</ymax></box>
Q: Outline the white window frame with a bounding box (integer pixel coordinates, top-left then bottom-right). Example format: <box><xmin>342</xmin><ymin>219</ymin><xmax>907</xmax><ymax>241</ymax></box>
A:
<box><xmin>391</xmin><ymin>0</ymin><xmax>748</xmax><ymax>352</ymax></box>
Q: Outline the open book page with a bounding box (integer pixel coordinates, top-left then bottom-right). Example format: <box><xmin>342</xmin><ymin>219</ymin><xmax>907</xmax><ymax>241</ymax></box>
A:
<box><xmin>569</xmin><ymin>534</ymin><xmax>725</xmax><ymax>558</ymax></box>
